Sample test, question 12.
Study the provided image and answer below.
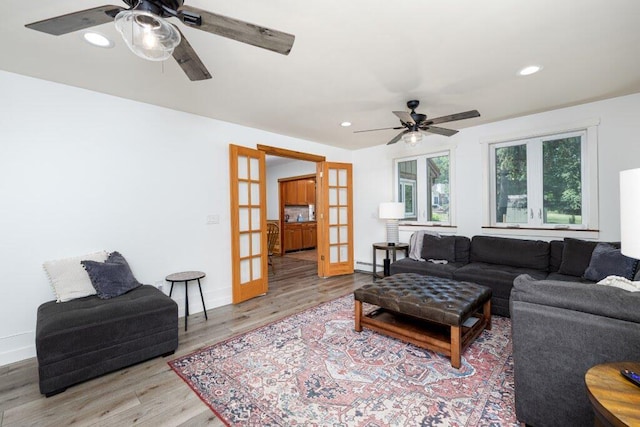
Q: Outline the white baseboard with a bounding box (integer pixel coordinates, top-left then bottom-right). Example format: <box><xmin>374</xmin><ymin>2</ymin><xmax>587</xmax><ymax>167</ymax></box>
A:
<box><xmin>0</xmin><ymin>332</ymin><xmax>36</xmax><ymax>367</ymax></box>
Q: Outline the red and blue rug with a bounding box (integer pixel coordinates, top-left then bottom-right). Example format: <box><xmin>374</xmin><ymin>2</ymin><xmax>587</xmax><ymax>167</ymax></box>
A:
<box><xmin>169</xmin><ymin>295</ymin><xmax>518</xmax><ymax>426</ymax></box>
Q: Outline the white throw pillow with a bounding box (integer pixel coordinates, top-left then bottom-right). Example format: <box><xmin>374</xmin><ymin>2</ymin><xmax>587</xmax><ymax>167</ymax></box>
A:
<box><xmin>43</xmin><ymin>251</ymin><xmax>109</xmax><ymax>302</ymax></box>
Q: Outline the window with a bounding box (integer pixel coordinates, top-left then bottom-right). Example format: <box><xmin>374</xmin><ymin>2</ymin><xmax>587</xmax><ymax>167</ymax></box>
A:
<box><xmin>395</xmin><ymin>151</ymin><xmax>452</xmax><ymax>224</ymax></box>
<box><xmin>489</xmin><ymin>130</ymin><xmax>590</xmax><ymax>229</ymax></box>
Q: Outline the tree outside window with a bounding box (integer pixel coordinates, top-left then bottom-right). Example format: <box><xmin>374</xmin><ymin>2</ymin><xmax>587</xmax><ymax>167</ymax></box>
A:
<box><xmin>395</xmin><ymin>151</ymin><xmax>452</xmax><ymax>225</ymax></box>
<box><xmin>490</xmin><ymin>131</ymin><xmax>585</xmax><ymax>228</ymax></box>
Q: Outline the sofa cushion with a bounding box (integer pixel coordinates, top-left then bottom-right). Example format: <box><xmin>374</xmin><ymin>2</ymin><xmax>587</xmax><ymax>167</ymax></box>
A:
<box><xmin>512</xmin><ymin>274</ymin><xmax>640</xmax><ymax>323</ymax></box>
<box><xmin>389</xmin><ymin>258</ymin><xmax>464</xmax><ymax>279</ymax></box>
<box><xmin>557</xmin><ymin>238</ymin><xmax>598</xmax><ymax>277</ymax></box>
<box><xmin>421</xmin><ymin>234</ymin><xmax>456</xmax><ymax>262</ymax></box>
<box><xmin>546</xmin><ymin>272</ymin><xmax>594</xmax><ymax>283</ymax></box>
<box><xmin>36</xmin><ymin>285</ymin><xmax>177</xmax><ymax>366</ymax></box>
<box><xmin>453</xmin><ymin>262</ymin><xmax>548</xmax><ymax>300</ymax></box>
<box><xmin>470</xmin><ymin>236</ymin><xmax>549</xmax><ymax>271</ymax></box>
<box><xmin>548</xmin><ymin>240</ymin><xmax>564</xmax><ymax>273</ymax></box>
<box><xmin>583</xmin><ymin>243</ymin><xmax>639</xmax><ymax>281</ymax></box>
<box><xmin>453</xmin><ymin>236</ymin><xmax>471</xmax><ymax>264</ymax></box>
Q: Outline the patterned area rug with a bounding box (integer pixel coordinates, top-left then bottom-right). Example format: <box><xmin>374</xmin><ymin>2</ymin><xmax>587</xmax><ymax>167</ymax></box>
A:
<box><xmin>169</xmin><ymin>295</ymin><xmax>518</xmax><ymax>426</ymax></box>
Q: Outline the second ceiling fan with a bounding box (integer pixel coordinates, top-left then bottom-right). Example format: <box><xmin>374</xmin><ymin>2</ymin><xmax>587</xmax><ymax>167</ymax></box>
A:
<box><xmin>355</xmin><ymin>100</ymin><xmax>480</xmax><ymax>145</ymax></box>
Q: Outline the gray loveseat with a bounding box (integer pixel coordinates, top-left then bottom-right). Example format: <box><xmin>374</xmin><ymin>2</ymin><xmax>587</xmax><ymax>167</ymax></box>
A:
<box><xmin>36</xmin><ymin>285</ymin><xmax>178</xmax><ymax>396</ymax></box>
<box><xmin>510</xmin><ymin>274</ymin><xmax>640</xmax><ymax>426</ymax></box>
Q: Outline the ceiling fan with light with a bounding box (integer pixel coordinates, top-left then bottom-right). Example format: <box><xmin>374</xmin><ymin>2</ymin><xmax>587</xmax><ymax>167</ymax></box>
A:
<box><xmin>25</xmin><ymin>0</ymin><xmax>295</xmax><ymax>81</ymax></box>
<box><xmin>355</xmin><ymin>100</ymin><xmax>480</xmax><ymax>146</ymax></box>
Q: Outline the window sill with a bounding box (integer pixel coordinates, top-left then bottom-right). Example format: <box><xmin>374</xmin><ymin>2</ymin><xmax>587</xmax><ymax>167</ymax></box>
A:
<box><xmin>400</xmin><ymin>224</ymin><xmax>458</xmax><ymax>234</ymax></box>
<box><xmin>481</xmin><ymin>226</ymin><xmax>600</xmax><ymax>240</ymax></box>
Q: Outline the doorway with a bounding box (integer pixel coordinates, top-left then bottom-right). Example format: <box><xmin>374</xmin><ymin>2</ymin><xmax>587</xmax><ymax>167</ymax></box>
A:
<box><xmin>229</xmin><ymin>144</ymin><xmax>354</xmax><ymax>303</ymax></box>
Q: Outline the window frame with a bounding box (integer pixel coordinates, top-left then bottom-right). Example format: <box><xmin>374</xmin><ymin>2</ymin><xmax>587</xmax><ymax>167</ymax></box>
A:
<box><xmin>482</xmin><ymin>120</ymin><xmax>599</xmax><ymax>233</ymax></box>
<box><xmin>394</xmin><ymin>149</ymin><xmax>455</xmax><ymax>226</ymax></box>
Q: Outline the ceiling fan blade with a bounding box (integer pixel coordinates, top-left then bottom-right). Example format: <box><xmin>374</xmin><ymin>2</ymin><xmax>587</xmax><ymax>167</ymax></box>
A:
<box><xmin>25</xmin><ymin>5</ymin><xmax>124</xmax><ymax>35</ymax></box>
<box><xmin>354</xmin><ymin>126</ymin><xmax>404</xmax><ymax>133</ymax></box>
<box><xmin>426</xmin><ymin>110</ymin><xmax>480</xmax><ymax>125</ymax></box>
<box><xmin>178</xmin><ymin>6</ymin><xmax>295</xmax><ymax>55</ymax></box>
<box><xmin>421</xmin><ymin>126</ymin><xmax>459</xmax><ymax>137</ymax></box>
<box><xmin>387</xmin><ymin>130</ymin><xmax>409</xmax><ymax>145</ymax></box>
<box><xmin>172</xmin><ymin>29</ymin><xmax>212</xmax><ymax>81</ymax></box>
<box><xmin>393</xmin><ymin>111</ymin><xmax>415</xmax><ymax>125</ymax></box>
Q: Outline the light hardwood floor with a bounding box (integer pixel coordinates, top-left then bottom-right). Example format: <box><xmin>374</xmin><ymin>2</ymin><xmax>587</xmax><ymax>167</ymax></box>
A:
<box><xmin>0</xmin><ymin>257</ymin><xmax>371</xmax><ymax>427</ymax></box>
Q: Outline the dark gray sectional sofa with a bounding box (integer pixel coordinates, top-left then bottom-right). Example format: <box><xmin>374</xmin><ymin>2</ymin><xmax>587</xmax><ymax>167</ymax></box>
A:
<box><xmin>390</xmin><ymin>235</ymin><xmax>552</xmax><ymax>316</ymax></box>
<box><xmin>389</xmin><ymin>234</ymin><xmax>637</xmax><ymax>317</ymax></box>
<box><xmin>391</xmin><ymin>233</ymin><xmax>640</xmax><ymax>426</ymax></box>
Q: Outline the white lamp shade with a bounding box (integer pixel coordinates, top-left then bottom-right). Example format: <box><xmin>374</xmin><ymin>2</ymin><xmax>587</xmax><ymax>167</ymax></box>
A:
<box><xmin>620</xmin><ymin>168</ymin><xmax>640</xmax><ymax>259</ymax></box>
<box><xmin>379</xmin><ymin>202</ymin><xmax>405</xmax><ymax>219</ymax></box>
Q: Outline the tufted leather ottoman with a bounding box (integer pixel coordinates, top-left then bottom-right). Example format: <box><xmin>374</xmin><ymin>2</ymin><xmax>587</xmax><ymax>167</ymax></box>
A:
<box><xmin>354</xmin><ymin>273</ymin><xmax>492</xmax><ymax>368</ymax></box>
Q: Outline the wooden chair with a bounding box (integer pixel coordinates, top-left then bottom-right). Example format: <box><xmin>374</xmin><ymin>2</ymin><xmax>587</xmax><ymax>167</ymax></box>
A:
<box><xmin>267</xmin><ymin>223</ymin><xmax>279</xmax><ymax>273</ymax></box>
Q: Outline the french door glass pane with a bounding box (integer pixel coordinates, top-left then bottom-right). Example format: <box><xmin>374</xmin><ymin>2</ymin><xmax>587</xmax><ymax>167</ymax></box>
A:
<box><xmin>495</xmin><ymin>144</ymin><xmax>528</xmax><ymax>223</ymax></box>
<box><xmin>427</xmin><ymin>155</ymin><xmax>449</xmax><ymax>223</ymax></box>
<box><xmin>543</xmin><ymin>136</ymin><xmax>582</xmax><ymax>224</ymax></box>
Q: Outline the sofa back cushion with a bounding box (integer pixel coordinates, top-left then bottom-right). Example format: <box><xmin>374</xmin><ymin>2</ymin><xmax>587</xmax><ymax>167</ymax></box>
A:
<box><xmin>548</xmin><ymin>240</ymin><xmax>564</xmax><ymax>273</ymax></box>
<box><xmin>420</xmin><ymin>234</ymin><xmax>471</xmax><ymax>264</ymax></box>
<box><xmin>454</xmin><ymin>236</ymin><xmax>471</xmax><ymax>264</ymax></box>
<box><xmin>421</xmin><ymin>234</ymin><xmax>456</xmax><ymax>262</ymax></box>
<box><xmin>470</xmin><ymin>236</ymin><xmax>549</xmax><ymax>271</ymax></box>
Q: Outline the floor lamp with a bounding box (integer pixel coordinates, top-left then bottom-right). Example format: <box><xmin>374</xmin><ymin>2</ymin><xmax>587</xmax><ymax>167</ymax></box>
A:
<box><xmin>379</xmin><ymin>202</ymin><xmax>405</xmax><ymax>275</ymax></box>
<box><xmin>620</xmin><ymin>168</ymin><xmax>640</xmax><ymax>259</ymax></box>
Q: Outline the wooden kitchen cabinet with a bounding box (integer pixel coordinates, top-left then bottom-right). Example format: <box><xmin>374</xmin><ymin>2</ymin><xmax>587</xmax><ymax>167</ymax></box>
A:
<box><xmin>306</xmin><ymin>179</ymin><xmax>316</xmax><ymax>204</ymax></box>
<box><xmin>302</xmin><ymin>222</ymin><xmax>317</xmax><ymax>248</ymax></box>
<box><xmin>283</xmin><ymin>222</ymin><xmax>316</xmax><ymax>252</ymax></box>
<box><xmin>284</xmin><ymin>225</ymin><xmax>303</xmax><ymax>252</ymax></box>
<box><xmin>282</xmin><ymin>178</ymin><xmax>316</xmax><ymax>206</ymax></box>
<box><xmin>283</xmin><ymin>181</ymin><xmax>298</xmax><ymax>205</ymax></box>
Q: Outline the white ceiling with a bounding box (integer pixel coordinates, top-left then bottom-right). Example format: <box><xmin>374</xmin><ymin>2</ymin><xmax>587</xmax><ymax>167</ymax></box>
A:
<box><xmin>2</xmin><ymin>0</ymin><xmax>640</xmax><ymax>150</ymax></box>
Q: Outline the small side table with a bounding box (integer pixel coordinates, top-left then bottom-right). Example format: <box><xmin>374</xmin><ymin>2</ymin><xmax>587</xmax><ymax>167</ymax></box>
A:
<box><xmin>585</xmin><ymin>361</ymin><xmax>640</xmax><ymax>427</ymax></box>
<box><xmin>166</xmin><ymin>271</ymin><xmax>208</xmax><ymax>331</ymax></box>
<box><xmin>372</xmin><ymin>242</ymin><xmax>409</xmax><ymax>280</ymax></box>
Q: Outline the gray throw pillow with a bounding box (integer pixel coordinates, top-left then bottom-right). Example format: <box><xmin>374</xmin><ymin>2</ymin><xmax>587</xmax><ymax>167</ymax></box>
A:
<box><xmin>421</xmin><ymin>234</ymin><xmax>456</xmax><ymax>262</ymax></box>
<box><xmin>81</xmin><ymin>251</ymin><xmax>141</xmax><ymax>299</ymax></box>
<box><xmin>558</xmin><ymin>238</ymin><xmax>598</xmax><ymax>277</ymax></box>
<box><xmin>583</xmin><ymin>243</ymin><xmax>639</xmax><ymax>282</ymax></box>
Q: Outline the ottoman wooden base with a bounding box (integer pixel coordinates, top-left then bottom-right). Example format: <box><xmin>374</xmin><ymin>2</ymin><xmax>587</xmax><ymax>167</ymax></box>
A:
<box><xmin>353</xmin><ymin>273</ymin><xmax>492</xmax><ymax>369</ymax></box>
<box><xmin>355</xmin><ymin>299</ymin><xmax>490</xmax><ymax>368</ymax></box>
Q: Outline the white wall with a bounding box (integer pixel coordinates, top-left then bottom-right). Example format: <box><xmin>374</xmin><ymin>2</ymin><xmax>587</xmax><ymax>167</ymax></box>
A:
<box><xmin>0</xmin><ymin>70</ymin><xmax>352</xmax><ymax>366</ymax></box>
<box><xmin>265</xmin><ymin>158</ymin><xmax>316</xmax><ymax>220</ymax></box>
<box><xmin>352</xmin><ymin>92</ymin><xmax>640</xmax><ymax>271</ymax></box>
<box><xmin>3</xmin><ymin>67</ymin><xmax>639</xmax><ymax>366</ymax></box>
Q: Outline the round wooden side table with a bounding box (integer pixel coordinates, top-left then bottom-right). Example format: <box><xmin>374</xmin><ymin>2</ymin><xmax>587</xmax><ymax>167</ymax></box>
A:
<box><xmin>585</xmin><ymin>361</ymin><xmax>640</xmax><ymax>427</ymax></box>
<box><xmin>166</xmin><ymin>271</ymin><xmax>208</xmax><ymax>332</ymax></box>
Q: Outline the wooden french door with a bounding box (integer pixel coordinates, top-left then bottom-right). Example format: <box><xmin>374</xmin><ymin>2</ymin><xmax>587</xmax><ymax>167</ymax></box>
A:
<box><xmin>317</xmin><ymin>162</ymin><xmax>354</xmax><ymax>277</ymax></box>
<box><xmin>229</xmin><ymin>144</ymin><xmax>268</xmax><ymax>303</ymax></box>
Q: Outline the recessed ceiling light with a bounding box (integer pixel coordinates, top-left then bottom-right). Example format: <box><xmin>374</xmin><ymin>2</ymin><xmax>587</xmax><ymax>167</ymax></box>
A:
<box><xmin>82</xmin><ymin>32</ymin><xmax>114</xmax><ymax>48</ymax></box>
<box><xmin>518</xmin><ymin>65</ymin><xmax>542</xmax><ymax>76</ymax></box>
<box><xmin>340</xmin><ymin>121</ymin><xmax>352</xmax><ymax>127</ymax></box>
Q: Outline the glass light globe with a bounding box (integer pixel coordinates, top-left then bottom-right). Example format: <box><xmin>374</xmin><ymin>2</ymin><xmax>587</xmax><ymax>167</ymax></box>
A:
<box><xmin>114</xmin><ymin>10</ymin><xmax>181</xmax><ymax>61</ymax></box>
